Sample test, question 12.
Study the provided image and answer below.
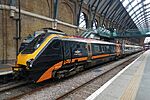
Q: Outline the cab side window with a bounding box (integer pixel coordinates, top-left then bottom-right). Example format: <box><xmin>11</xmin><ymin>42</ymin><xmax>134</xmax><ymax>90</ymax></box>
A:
<box><xmin>92</xmin><ymin>43</ymin><xmax>102</xmax><ymax>55</ymax></box>
<box><xmin>51</xmin><ymin>40</ymin><xmax>61</xmax><ymax>50</ymax></box>
<box><xmin>42</xmin><ymin>39</ymin><xmax>61</xmax><ymax>57</ymax></box>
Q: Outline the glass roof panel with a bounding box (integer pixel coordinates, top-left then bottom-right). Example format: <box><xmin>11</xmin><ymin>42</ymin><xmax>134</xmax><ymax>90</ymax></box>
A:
<box><xmin>126</xmin><ymin>5</ymin><xmax>132</xmax><ymax>11</ymax></box>
<box><xmin>146</xmin><ymin>8</ymin><xmax>150</xmax><ymax>12</ymax></box>
<box><xmin>129</xmin><ymin>10</ymin><xmax>135</xmax><ymax>15</ymax></box>
<box><xmin>120</xmin><ymin>0</ymin><xmax>124</xmax><ymax>2</ymax></box>
<box><xmin>123</xmin><ymin>0</ymin><xmax>129</xmax><ymax>7</ymax></box>
<box><xmin>135</xmin><ymin>9</ymin><xmax>141</xmax><ymax>15</ymax></box>
<box><xmin>145</xmin><ymin>4</ymin><xmax>150</xmax><ymax>9</ymax></box>
<box><xmin>133</xmin><ymin>4</ymin><xmax>142</xmax><ymax>12</ymax></box>
<box><xmin>146</xmin><ymin>13</ymin><xmax>150</xmax><ymax>17</ymax></box>
<box><xmin>144</xmin><ymin>0</ymin><xmax>150</xmax><ymax>5</ymax></box>
<box><xmin>136</xmin><ymin>0</ymin><xmax>141</xmax><ymax>2</ymax></box>
<box><xmin>131</xmin><ymin>14</ymin><xmax>136</xmax><ymax>19</ymax></box>
<box><xmin>130</xmin><ymin>0</ymin><xmax>138</xmax><ymax>7</ymax></box>
<box><xmin>133</xmin><ymin>12</ymin><xmax>143</xmax><ymax>20</ymax></box>
<box><xmin>120</xmin><ymin>0</ymin><xmax>150</xmax><ymax>33</ymax></box>
<box><xmin>134</xmin><ymin>14</ymin><xmax>144</xmax><ymax>21</ymax></box>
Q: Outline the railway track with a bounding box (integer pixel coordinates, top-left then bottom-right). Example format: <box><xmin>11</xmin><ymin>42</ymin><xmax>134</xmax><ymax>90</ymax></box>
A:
<box><xmin>0</xmin><ymin>72</ymin><xmax>13</xmax><ymax>84</ymax></box>
<box><xmin>0</xmin><ymin>52</ymin><xmax>142</xmax><ymax>100</ymax></box>
<box><xmin>55</xmin><ymin>53</ymin><xmax>141</xmax><ymax>100</ymax></box>
<box><xmin>0</xmin><ymin>81</ymin><xmax>29</xmax><ymax>93</ymax></box>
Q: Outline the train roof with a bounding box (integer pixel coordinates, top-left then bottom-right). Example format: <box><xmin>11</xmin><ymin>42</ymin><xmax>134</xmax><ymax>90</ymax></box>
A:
<box><xmin>61</xmin><ymin>35</ymin><xmax>116</xmax><ymax>45</ymax></box>
<box><xmin>125</xmin><ymin>44</ymin><xmax>142</xmax><ymax>48</ymax></box>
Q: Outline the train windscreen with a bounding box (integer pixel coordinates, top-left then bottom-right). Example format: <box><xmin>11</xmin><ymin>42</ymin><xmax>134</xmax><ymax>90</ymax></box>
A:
<box><xmin>21</xmin><ymin>33</ymin><xmax>49</xmax><ymax>54</ymax></box>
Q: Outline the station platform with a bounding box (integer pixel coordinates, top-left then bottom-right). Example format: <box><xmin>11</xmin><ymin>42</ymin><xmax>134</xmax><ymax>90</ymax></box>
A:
<box><xmin>0</xmin><ymin>64</ymin><xmax>13</xmax><ymax>75</ymax></box>
<box><xmin>86</xmin><ymin>50</ymin><xmax>150</xmax><ymax>100</ymax></box>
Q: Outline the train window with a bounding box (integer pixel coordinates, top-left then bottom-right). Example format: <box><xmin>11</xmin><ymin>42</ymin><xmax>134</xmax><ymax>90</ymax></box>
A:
<box><xmin>22</xmin><ymin>33</ymin><xmax>49</xmax><ymax>54</ymax></box>
<box><xmin>51</xmin><ymin>40</ymin><xmax>61</xmax><ymax>50</ymax></box>
<box><xmin>102</xmin><ymin>45</ymin><xmax>106</xmax><ymax>53</ymax></box>
<box><xmin>72</xmin><ymin>42</ymin><xmax>88</xmax><ymax>57</ymax></box>
<box><xmin>81</xmin><ymin>43</ymin><xmax>88</xmax><ymax>56</ymax></box>
<box><xmin>76</xmin><ymin>44</ymin><xmax>80</xmax><ymax>48</ymax></box>
<box><xmin>92</xmin><ymin>44</ymin><xmax>102</xmax><ymax>55</ymax></box>
<box><xmin>110</xmin><ymin>45</ymin><xmax>115</xmax><ymax>53</ymax></box>
<box><xmin>102</xmin><ymin>45</ymin><xmax>110</xmax><ymax>53</ymax></box>
<box><xmin>100</xmin><ymin>45</ymin><xmax>104</xmax><ymax>53</ymax></box>
<box><xmin>106</xmin><ymin>45</ymin><xmax>110</xmax><ymax>52</ymax></box>
<box><xmin>94</xmin><ymin>45</ymin><xmax>99</xmax><ymax>52</ymax></box>
<box><xmin>36</xmin><ymin>40</ymin><xmax>62</xmax><ymax>62</ymax></box>
<box><xmin>42</xmin><ymin>40</ymin><xmax>61</xmax><ymax>56</ymax></box>
<box><xmin>104</xmin><ymin>46</ymin><xmax>106</xmax><ymax>52</ymax></box>
<box><xmin>64</xmin><ymin>41</ymin><xmax>71</xmax><ymax>59</ymax></box>
<box><xmin>98</xmin><ymin>45</ymin><xmax>102</xmax><ymax>52</ymax></box>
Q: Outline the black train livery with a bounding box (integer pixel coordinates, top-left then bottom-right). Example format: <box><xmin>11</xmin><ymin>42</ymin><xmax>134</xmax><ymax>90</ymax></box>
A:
<box><xmin>12</xmin><ymin>32</ymin><xmax>142</xmax><ymax>83</ymax></box>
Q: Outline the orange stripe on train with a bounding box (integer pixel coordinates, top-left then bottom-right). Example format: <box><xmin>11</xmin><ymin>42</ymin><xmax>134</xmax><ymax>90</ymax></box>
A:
<box><xmin>92</xmin><ymin>54</ymin><xmax>110</xmax><ymax>59</ymax></box>
<box><xmin>36</xmin><ymin>57</ymin><xmax>88</xmax><ymax>83</ymax></box>
<box><xmin>36</xmin><ymin>61</ymin><xmax>63</xmax><ymax>83</ymax></box>
<box><xmin>36</xmin><ymin>54</ymin><xmax>112</xmax><ymax>83</ymax></box>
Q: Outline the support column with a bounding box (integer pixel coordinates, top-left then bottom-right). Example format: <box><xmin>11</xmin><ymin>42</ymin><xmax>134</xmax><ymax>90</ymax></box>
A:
<box><xmin>87</xmin><ymin>5</ymin><xmax>92</xmax><ymax>29</ymax></box>
<box><xmin>76</xmin><ymin>0</ymin><xmax>84</xmax><ymax>34</ymax></box>
<box><xmin>1</xmin><ymin>9</ymin><xmax>8</xmax><ymax>64</ymax></box>
<box><xmin>53</xmin><ymin>0</ymin><xmax>59</xmax><ymax>29</ymax></box>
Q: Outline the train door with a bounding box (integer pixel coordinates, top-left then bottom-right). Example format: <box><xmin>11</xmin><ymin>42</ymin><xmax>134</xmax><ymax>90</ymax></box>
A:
<box><xmin>87</xmin><ymin>43</ymin><xmax>92</xmax><ymax>61</ymax></box>
<box><xmin>62</xmin><ymin>40</ymin><xmax>72</xmax><ymax>64</ymax></box>
<box><xmin>30</xmin><ymin>39</ymin><xmax>63</xmax><ymax>81</ymax></box>
<box><xmin>115</xmin><ymin>43</ymin><xmax>121</xmax><ymax>57</ymax></box>
<box><xmin>34</xmin><ymin>39</ymin><xmax>63</xmax><ymax>67</ymax></box>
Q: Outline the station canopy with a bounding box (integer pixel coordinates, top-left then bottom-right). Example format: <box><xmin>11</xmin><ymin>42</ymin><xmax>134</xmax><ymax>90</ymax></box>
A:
<box><xmin>120</xmin><ymin>0</ymin><xmax>150</xmax><ymax>34</ymax></box>
<box><xmin>83</xmin><ymin>0</ymin><xmax>150</xmax><ymax>35</ymax></box>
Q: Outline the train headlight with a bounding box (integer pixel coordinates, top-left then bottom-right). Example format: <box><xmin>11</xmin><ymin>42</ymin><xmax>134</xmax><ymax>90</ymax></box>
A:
<box><xmin>26</xmin><ymin>59</ymin><xmax>34</xmax><ymax>68</ymax></box>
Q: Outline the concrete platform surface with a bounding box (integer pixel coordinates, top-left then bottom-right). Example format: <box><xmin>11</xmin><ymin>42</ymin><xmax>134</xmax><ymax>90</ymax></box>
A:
<box><xmin>0</xmin><ymin>64</ymin><xmax>13</xmax><ymax>75</ymax></box>
<box><xmin>86</xmin><ymin>50</ymin><xmax>150</xmax><ymax>100</ymax></box>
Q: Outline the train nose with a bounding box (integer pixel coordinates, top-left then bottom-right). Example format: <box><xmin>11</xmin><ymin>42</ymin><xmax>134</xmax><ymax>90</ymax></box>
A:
<box><xmin>12</xmin><ymin>64</ymin><xmax>28</xmax><ymax>72</ymax></box>
<box><xmin>26</xmin><ymin>59</ymin><xmax>34</xmax><ymax>68</ymax></box>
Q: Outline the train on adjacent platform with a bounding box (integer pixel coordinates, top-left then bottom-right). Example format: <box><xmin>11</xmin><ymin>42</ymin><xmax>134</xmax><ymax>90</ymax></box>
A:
<box><xmin>12</xmin><ymin>29</ymin><xmax>143</xmax><ymax>83</ymax></box>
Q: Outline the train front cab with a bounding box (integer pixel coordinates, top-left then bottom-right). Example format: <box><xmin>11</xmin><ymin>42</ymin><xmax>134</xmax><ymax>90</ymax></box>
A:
<box><xmin>13</xmin><ymin>34</ymin><xmax>65</xmax><ymax>82</ymax></box>
<box><xmin>13</xmin><ymin>34</ymin><xmax>125</xmax><ymax>83</ymax></box>
<box><xmin>13</xmin><ymin>35</ymin><xmax>90</xmax><ymax>83</ymax></box>
<box><xmin>35</xmin><ymin>38</ymin><xmax>94</xmax><ymax>82</ymax></box>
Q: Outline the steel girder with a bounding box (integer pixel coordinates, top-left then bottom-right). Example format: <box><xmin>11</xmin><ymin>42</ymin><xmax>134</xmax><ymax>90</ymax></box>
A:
<box><xmin>130</xmin><ymin>3</ymin><xmax>150</xmax><ymax>19</ymax></box>
<box><xmin>101</xmin><ymin>0</ymin><xmax>114</xmax><ymax>26</ymax></box>
<box><xmin>53</xmin><ymin>0</ymin><xmax>59</xmax><ymax>19</ymax></box>
<box><xmin>134</xmin><ymin>10</ymin><xmax>150</xmax><ymax>24</ymax></box>
<box><xmin>134</xmin><ymin>10</ymin><xmax>150</xmax><ymax>23</ymax></box>
<box><xmin>91</xmin><ymin>0</ymin><xmax>102</xmax><ymax>24</ymax></box>
<box><xmin>120</xmin><ymin>0</ymin><xmax>150</xmax><ymax>33</ymax></box>
<box><xmin>98</xmin><ymin>0</ymin><xmax>111</xmax><ymax>14</ymax></box>
<box><xmin>127</xmin><ymin>1</ymin><xmax>144</xmax><ymax>13</ymax></box>
<box><xmin>107</xmin><ymin>3</ymin><xmax>122</xmax><ymax>20</ymax></box>
<box><xmin>136</xmin><ymin>18</ymin><xmax>150</xmax><ymax>26</ymax></box>
<box><xmin>77</xmin><ymin>0</ymin><xmax>84</xmax><ymax>26</ymax></box>
<box><xmin>83</xmin><ymin>0</ymin><xmax>138</xmax><ymax>32</ymax></box>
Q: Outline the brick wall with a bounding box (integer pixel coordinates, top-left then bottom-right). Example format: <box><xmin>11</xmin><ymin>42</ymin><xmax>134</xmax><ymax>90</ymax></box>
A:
<box><xmin>0</xmin><ymin>0</ymin><xmax>81</xmax><ymax>63</ymax></box>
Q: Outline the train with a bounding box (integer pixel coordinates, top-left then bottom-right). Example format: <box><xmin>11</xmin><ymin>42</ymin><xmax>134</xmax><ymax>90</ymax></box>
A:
<box><xmin>12</xmin><ymin>29</ymin><xmax>143</xmax><ymax>83</ymax></box>
<box><xmin>19</xmin><ymin>28</ymin><xmax>66</xmax><ymax>52</ymax></box>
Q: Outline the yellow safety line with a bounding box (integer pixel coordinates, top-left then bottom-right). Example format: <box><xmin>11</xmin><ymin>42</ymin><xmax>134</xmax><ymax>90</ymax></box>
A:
<box><xmin>0</xmin><ymin>67</ymin><xmax>12</xmax><ymax>71</ymax></box>
<box><xmin>0</xmin><ymin>64</ymin><xmax>14</xmax><ymax>71</ymax></box>
<box><xmin>5</xmin><ymin>64</ymin><xmax>15</xmax><ymax>67</ymax></box>
<box><xmin>120</xmin><ymin>55</ymin><xmax>148</xmax><ymax>100</ymax></box>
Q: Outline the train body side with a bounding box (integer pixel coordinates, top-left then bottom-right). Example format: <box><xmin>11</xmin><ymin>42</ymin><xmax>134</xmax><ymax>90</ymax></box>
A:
<box><xmin>32</xmin><ymin>38</ymin><xmax>117</xmax><ymax>82</ymax></box>
<box><xmin>13</xmin><ymin>34</ymin><xmax>142</xmax><ymax>83</ymax></box>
